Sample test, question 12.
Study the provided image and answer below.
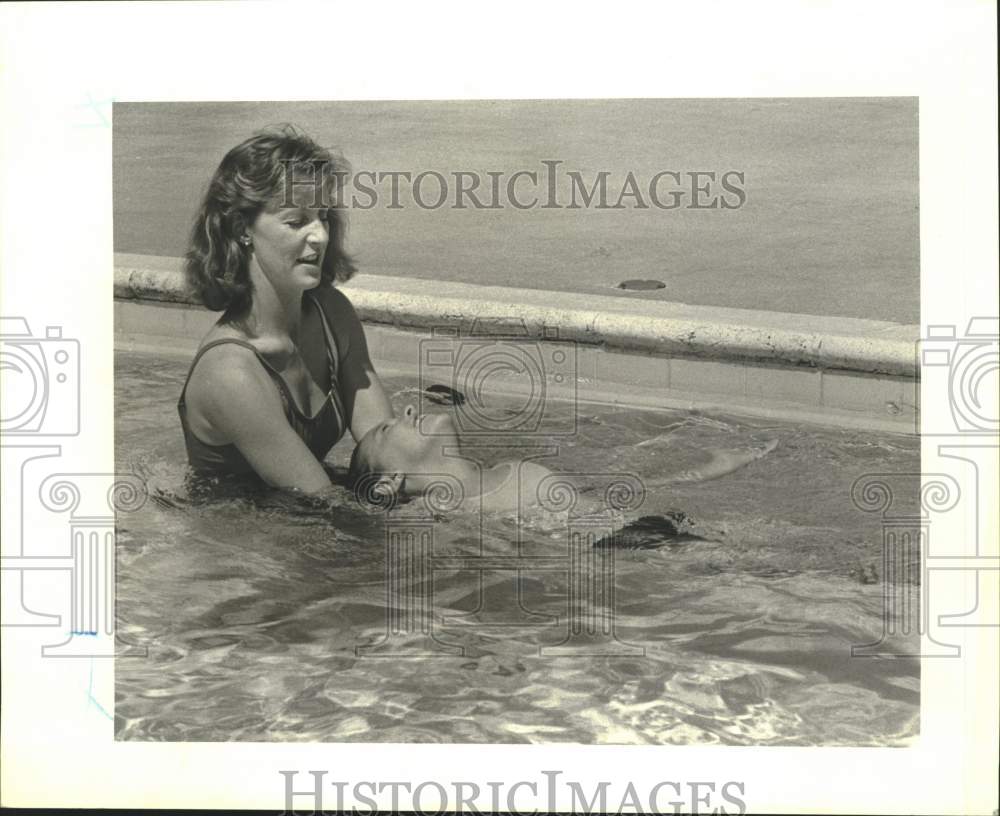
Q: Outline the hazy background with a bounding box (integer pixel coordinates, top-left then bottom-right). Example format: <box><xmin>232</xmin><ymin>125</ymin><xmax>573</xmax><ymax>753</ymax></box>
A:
<box><xmin>113</xmin><ymin>98</ymin><xmax>918</xmax><ymax>323</ymax></box>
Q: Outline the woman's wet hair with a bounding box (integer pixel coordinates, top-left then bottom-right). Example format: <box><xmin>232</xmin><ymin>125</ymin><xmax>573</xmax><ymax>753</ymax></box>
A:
<box><xmin>185</xmin><ymin>124</ymin><xmax>356</xmax><ymax>317</ymax></box>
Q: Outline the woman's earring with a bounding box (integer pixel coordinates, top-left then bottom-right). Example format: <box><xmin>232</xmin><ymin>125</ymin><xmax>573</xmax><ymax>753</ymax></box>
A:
<box><xmin>240</xmin><ymin>236</ymin><xmax>252</xmax><ymax>247</ymax></box>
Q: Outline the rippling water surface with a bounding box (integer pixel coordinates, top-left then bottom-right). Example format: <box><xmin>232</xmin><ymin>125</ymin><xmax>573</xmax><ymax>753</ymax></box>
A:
<box><xmin>115</xmin><ymin>351</ymin><xmax>920</xmax><ymax>745</ymax></box>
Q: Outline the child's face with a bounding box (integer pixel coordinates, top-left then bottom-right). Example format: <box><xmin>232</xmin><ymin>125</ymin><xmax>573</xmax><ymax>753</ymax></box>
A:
<box><xmin>357</xmin><ymin>404</ymin><xmax>459</xmax><ymax>478</ymax></box>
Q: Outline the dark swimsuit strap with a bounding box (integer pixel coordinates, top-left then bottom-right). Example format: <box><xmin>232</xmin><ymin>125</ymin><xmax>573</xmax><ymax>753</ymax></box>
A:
<box><xmin>179</xmin><ymin>291</ymin><xmax>342</xmax><ymax>421</ymax></box>
<box><xmin>305</xmin><ymin>291</ymin><xmax>341</xmax><ymax>386</ymax></box>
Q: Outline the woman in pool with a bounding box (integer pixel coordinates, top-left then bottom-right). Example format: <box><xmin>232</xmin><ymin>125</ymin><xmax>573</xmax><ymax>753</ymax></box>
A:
<box><xmin>178</xmin><ymin>126</ymin><xmax>393</xmax><ymax>492</ymax></box>
<box><xmin>348</xmin><ymin>404</ymin><xmax>777</xmax><ymax>515</ymax></box>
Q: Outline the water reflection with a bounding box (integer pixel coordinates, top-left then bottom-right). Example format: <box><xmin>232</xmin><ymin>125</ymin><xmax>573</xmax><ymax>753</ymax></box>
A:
<box><xmin>115</xmin><ymin>352</ymin><xmax>919</xmax><ymax>745</ymax></box>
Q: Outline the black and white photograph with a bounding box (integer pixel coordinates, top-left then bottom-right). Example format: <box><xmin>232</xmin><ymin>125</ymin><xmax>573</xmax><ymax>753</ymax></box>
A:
<box><xmin>112</xmin><ymin>98</ymin><xmax>921</xmax><ymax>749</ymax></box>
<box><xmin>1</xmin><ymin>2</ymin><xmax>997</xmax><ymax>813</ymax></box>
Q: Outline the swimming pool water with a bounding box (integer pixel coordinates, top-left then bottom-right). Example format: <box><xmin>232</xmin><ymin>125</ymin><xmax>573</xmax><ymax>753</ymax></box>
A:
<box><xmin>114</xmin><ymin>350</ymin><xmax>920</xmax><ymax>745</ymax></box>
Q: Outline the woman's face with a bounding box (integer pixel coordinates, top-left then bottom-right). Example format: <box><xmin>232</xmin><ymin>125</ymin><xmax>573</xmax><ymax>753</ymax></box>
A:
<box><xmin>247</xmin><ymin>194</ymin><xmax>329</xmax><ymax>293</ymax></box>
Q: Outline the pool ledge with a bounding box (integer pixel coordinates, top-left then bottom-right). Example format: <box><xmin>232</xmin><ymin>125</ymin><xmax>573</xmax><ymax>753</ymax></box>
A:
<box><xmin>116</xmin><ymin>253</ymin><xmax>916</xmax><ymax>376</ymax></box>
<box><xmin>115</xmin><ymin>253</ymin><xmax>919</xmax><ymax>433</ymax></box>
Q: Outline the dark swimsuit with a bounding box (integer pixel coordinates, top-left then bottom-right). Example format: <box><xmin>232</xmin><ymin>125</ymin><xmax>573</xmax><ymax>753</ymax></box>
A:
<box><xmin>177</xmin><ymin>292</ymin><xmax>348</xmax><ymax>477</ymax></box>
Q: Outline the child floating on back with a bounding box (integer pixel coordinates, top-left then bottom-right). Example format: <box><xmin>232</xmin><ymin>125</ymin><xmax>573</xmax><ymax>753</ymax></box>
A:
<box><xmin>348</xmin><ymin>404</ymin><xmax>777</xmax><ymax>516</ymax></box>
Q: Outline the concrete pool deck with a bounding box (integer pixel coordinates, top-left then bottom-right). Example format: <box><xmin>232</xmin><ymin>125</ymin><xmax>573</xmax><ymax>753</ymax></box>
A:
<box><xmin>114</xmin><ymin>253</ymin><xmax>919</xmax><ymax>433</ymax></box>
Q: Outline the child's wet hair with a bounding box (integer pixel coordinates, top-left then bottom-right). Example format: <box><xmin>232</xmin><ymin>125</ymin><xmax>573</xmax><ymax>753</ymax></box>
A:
<box><xmin>347</xmin><ymin>435</ymin><xmax>405</xmax><ymax>509</ymax></box>
<box><xmin>346</xmin><ymin>440</ymin><xmax>374</xmax><ymax>493</ymax></box>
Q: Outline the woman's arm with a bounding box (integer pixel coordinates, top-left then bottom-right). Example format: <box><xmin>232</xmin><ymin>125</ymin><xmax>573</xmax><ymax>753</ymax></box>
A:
<box><xmin>185</xmin><ymin>344</ymin><xmax>333</xmax><ymax>493</ymax></box>
<box><xmin>315</xmin><ymin>286</ymin><xmax>394</xmax><ymax>442</ymax></box>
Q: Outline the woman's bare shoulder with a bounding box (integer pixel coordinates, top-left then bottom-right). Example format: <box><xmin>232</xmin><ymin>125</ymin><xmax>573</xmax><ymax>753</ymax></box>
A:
<box><xmin>185</xmin><ymin>341</ymin><xmax>272</xmax><ymax>410</ymax></box>
<box><xmin>183</xmin><ymin>340</ymin><xmax>283</xmax><ymax>445</ymax></box>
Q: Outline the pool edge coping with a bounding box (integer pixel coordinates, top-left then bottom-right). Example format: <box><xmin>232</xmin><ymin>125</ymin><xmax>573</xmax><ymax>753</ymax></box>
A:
<box><xmin>114</xmin><ymin>252</ymin><xmax>918</xmax><ymax>378</ymax></box>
